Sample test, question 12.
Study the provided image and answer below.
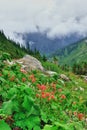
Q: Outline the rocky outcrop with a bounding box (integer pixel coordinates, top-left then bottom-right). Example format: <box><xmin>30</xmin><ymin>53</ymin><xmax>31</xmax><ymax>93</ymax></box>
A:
<box><xmin>16</xmin><ymin>55</ymin><xmax>44</xmax><ymax>71</ymax></box>
<box><xmin>6</xmin><ymin>55</ymin><xmax>57</xmax><ymax>76</ymax></box>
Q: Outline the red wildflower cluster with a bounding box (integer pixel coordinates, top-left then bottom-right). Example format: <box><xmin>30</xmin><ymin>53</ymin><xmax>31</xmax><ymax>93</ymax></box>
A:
<box><xmin>73</xmin><ymin>112</ymin><xmax>84</xmax><ymax>120</ymax></box>
<box><xmin>61</xmin><ymin>94</ymin><xmax>66</xmax><ymax>99</ymax></box>
<box><xmin>10</xmin><ymin>76</ymin><xmax>15</xmax><ymax>81</ymax></box>
<box><xmin>22</xmin><ymin>77</ymin><xmax>26</xmax><ymax>82</ymax></box>
<box><xmin>77</xmin><ymin>113</ymin><xmax>84</xmax><ymax>120</ymax></box>
<box><xmin>36</xmin><ymin>84</ymin><xmax>55</xmax><ymax>101</ymax></box>
<box><xmin>29</xmin><ymin>74</ymin><xmax>36</xmax><ymax>83</ymax></box>
<box><xmin>36</xmin><ymin>92</ymin><xmax>55</xmax><ymax>100</ymax></box>
<box><xmin>37</xmin><ymin>84</ymin><xmax>46</xmax><ymax>91</ymax></box>
<box><xmin>58</xmin><ymin>88</ymin><xmax>62</xmax><ymax>92</ymax></box>
<box><xmin>20</xmin><ymin>68</ymin><xmax>27</xmax><ymax>74</ymax></box>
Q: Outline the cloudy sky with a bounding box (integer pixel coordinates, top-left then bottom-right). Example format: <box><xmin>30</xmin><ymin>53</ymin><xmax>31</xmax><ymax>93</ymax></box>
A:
<box><xmin>0</xmin><ymin>0</ymin><xmax>87</xmax><ymax>39</ymax></box>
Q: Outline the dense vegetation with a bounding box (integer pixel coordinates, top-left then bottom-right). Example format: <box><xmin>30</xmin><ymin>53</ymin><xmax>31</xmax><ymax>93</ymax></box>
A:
<box><xmin>72</xmin><ymin>62</ymin><xmax>87</xmax><ymax>75</ymax></box>
<box><xmin>0</xmin><ymin>53</ymin><xmax>87</xmax><ymax>130</ymax></box>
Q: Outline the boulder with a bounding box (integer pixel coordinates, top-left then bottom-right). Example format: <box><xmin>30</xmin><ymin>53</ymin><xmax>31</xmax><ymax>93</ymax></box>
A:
<box><xmin>60</xmin><ymin>74</ymin><xmax>69</xmax><ymax>81</ymax></box>
<box><xmin>16</xmin><ymin>55</ymin><xmax>44</xmax><ymax>71</ymax></box>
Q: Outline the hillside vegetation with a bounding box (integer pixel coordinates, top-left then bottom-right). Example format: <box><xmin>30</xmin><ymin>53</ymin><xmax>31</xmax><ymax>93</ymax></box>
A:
<box><xmin>0</xmin><ymin>31</ymin><xmax>44</xmax><ymax>62</ymax></box>
<box><xmin>0</xmin><ymin>53</ymin><xmax>87</xmax><ymax>130</ymax></box>
<box><xmin>54</xmin><ymin>39</ymin><xmax>87</xmax><ymax>65</ymax></box>
<box><xmin>0</xmin><ymin>31</ymin><xmax>28</xmax><ymax>58</ymax></box>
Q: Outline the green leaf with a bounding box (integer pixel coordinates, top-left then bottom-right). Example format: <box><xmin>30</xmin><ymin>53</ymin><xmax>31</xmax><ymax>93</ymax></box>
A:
<box><xmin>24</xmin><ymin>86</ymin><xmax>33</xmax><ymax>95</ymax></box>
<box><xmin>58</xmin><ymin>79</ymin><xmax>65</xmax><ymax>85</ymax></box>
<box><xmin>8</xmin><ymin>88</ymin><xmax>17</xmax><ymax>98</ymax></box>
<box><xmin>27</xmin><ymin>106</ymin><xmax>40</xmax><ymax>116</ymax></box>
<box><xmin>24</xmin><ymin>116</ymin><xmax>40</xmax><ymax>130</ymax></box>
<box><xmin>41</xmin><ymin>111</ymin><xmax>47</xmax><ymax>123</ymax></box>
<box><xmin>29</xmin><ymin>115</ymin><xmax>40</xmax><ymax>125</ymax></box>
<box><xmin>34</xmin><ymin>126</ymin><xmax>41</xmax><ymax>130</ymax></box>
<box><xmin>71</xmin><ymin>122</ymin><xmax>84</xmax><ymax>130</ymax></box>
<box><xmin>0</xmin><ymin>77</ymin><xmax>7</xmax><ymax>83</ymax></box>
<box><xmin>45</xmin><ymin>125</ymin><xmax>59</xmax><ymax>130</ymax></box>
<box><xmin>22</xmin><ymin>95</ymin><xmax>34</xmax><ymax>111</ymax></box>
<box><xmin>54</xmin><ymin>122</ymin><xmax>71</xmax><ymax>130</ymax></box>
<box><xmin>2</xmin><ymin>100</ymin><xmax>14</xmax><ymax>115</ymax></box>
<box><xmin>0</xmin><ymin>120</ymin><xmax>11</xmax><ymax>130</ymax></box>
<box><xmin>2</xmin><ymin>70</ymin><xmax>9</xmax><ymax>76</ymax></box>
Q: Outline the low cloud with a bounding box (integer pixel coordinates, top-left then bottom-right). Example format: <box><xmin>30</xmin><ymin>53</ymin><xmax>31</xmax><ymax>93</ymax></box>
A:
<box><xmin>0</xmin><ymin>0</ymin><xmax>87</xmax><ymax>40</ymax></box>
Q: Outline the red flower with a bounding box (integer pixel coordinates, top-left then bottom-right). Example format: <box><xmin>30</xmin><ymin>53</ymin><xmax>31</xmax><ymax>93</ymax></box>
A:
<box><xmin>48</xmin><ymin>97</ymin><xmax>51</xmax><ymax>101</ymax></box>
<box><xmin>51</xmin><ymin>95</ymin><xmax>55</xmax><ymax>99</ymax></box>
<box><xmin>36</xmin><ymin>94</ymin><xmax>40</xmax><ymax>98</ymax></box>
<box><xmin>10</xmin><ymin>76</ymin><xmax>15</xmax><ymax>81</ymax></box>
<box><xmin>45</xmin><ymin>92</ymin><xmax>50</xmax><ymax>97</ymax></box>
<box><xmin>32</xmin><ymin>77</ymin><xmax>36</xmax><ymax>83</ymax></box>
<box><xmin>0</xmin><ymin>73</ymin><xmax>2</xmax><ymax>76</ymax></box>
<box><xmin>22</xmin><ymin>77</ymin><xmax>26</xmax><ymax>82</ymax></box>
<box><xmin>29</xmin><ymin>74</ymin><xmax>35</xmax><ymax>79</ymax></box>
<box><xmin>20</xmin><ymin>68</ymin><xmax>27</xmax><ymax>74</ymax></box>
<box><xmin>77</xmin><ymin>113</ymin><xmax>84</xmax><ymax>120</ymax></box>
<box><xmin>58</xmin><ymin>88</ymin><xmax>62</xmax><ymax>92</ymax></box>
<box><xmin>61</xmin><ymin>94</ymin><xmax>66</xmax><ymax>99</ymax></box>
<box><xmin>37</xmin><ymin>84</ymin><xmax>46</xmax><ymax>91</ymax></box>
<box><xmin>73</xmin><ymin>112</ymin><xmax>77</xmax><ymax>116</ymax></box>
<box><xmin>41</xmin><ymin>93</ymin><xmax>46</xmax><ymax>98</ymax></box>
<box><xmin>29</xmin><ymin>74</ymin><xmax>36</xmax><ymax>83</ymax></box>
<box><xmin>41</xmin><ymin>85</ymin><xmax>46</xmax><ymax>91</ymax></box>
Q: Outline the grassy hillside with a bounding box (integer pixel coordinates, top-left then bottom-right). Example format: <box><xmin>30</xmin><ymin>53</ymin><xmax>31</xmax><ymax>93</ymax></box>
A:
<box><xmin>54</xmin><ymin>39</ymin><xmax>87</xmax><ymax>65</ymax></box>
<box><xmin>0</xmin><ymin>31</ymin><xmax>28</xmax><ymax>58</ymax></box>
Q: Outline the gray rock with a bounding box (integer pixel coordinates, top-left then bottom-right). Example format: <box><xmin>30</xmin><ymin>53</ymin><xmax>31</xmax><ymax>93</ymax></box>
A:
<box><xmin>60</xmin><ymin>74</ymin><xmax>69</xmax><ymax>81</ymax></box>
<box><xmin>81</xmin><ymin>75</ymin><xmax>87</xmax><ymax>81</ymax></box>
<box><xmin>44</xmin><ymin>71</ymin><xmax>57</xmax><ymax>76</ymax></box>
<box><xmin>16</xmin><ymin>55</ymin><xmax>44</xmax><ymax>71</ymax></box>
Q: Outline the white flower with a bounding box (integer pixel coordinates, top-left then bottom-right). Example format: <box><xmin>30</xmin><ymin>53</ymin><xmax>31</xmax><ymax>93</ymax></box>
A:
<box><xmin>80</xmin><ymin>87</ymin><xmax>84</xmax><ymax>91</ymax></box>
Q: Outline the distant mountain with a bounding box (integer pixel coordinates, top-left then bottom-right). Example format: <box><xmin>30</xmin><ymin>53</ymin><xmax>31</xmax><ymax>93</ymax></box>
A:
<box><xmin>0</xmin><ymin>31</ymin><xmax>27</xmax><ymax>58</ymax></box>
<box><xmin>54</xmin><ymin>39</ymin><xmax>87</xmax><ymax>65</ymax></box>
<box><xmin>17</xmin><ymin>32</ymin><xmax>84</xmax><ymax>55</ymax></box>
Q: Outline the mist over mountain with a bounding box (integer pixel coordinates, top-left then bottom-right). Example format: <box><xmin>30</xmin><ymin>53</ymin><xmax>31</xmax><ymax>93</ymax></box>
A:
<box><xmin>1</xmin><ymin>0</ymin><xmax>87</xmax><ymax>44</ymax></box>
<box><xmin>16</xmin><ymin>32</ymin><xmax>84</xmax><ymax>55</ymax></box>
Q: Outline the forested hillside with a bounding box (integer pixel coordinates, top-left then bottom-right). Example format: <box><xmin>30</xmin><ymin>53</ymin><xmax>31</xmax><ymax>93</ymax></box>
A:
<box><xmin>54</xmin><ymin>39</ymin><xmax>87</xmax><ymax>65</ymax></box>
<box><xmin>0</xmin><ymin>31</ymin><xmax>28</xmax><ymax>58</ymax></box>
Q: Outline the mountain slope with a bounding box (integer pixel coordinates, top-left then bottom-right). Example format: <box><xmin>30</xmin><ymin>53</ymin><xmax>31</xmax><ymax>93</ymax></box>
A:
<box><xmin>54</xmin><ymin>39</ymin><xmax>87</xmax><ymax>65</ymax></box>
<box><xmin>0</xmin><ymin>31</ymin><xmax>27</xmax><ymax>58</ymax></box>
